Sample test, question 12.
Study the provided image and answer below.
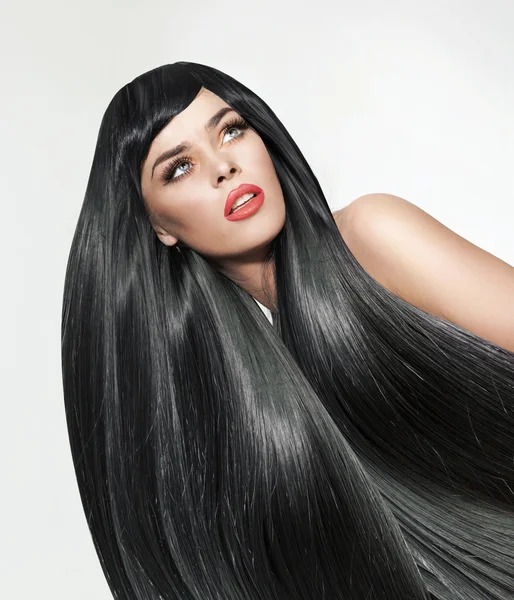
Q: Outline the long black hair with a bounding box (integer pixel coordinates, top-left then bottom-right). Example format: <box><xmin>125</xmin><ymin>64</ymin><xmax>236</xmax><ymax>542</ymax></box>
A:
<box><xmin>61</xmin><ymin>61</ymin><xmax>514</xmax><ymax>599</ymax></box>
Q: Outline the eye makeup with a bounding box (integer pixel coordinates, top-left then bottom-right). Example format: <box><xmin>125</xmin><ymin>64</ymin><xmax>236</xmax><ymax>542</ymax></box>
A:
<box><xmin>160</xmin><ymin>116</ymin><xmax>250</xmax><ymax>185</ymax></box>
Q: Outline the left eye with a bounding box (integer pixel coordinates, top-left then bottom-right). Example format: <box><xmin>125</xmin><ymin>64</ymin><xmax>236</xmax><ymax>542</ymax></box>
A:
<box><xmin>222</xmin><ymin>124</ymin><xmax>245</xmax><ymax>144</ymax></box>
<box><xmin>220</xmin><ymin>116</ymin><xmax>249</xmax><ymax>143</ymax></box>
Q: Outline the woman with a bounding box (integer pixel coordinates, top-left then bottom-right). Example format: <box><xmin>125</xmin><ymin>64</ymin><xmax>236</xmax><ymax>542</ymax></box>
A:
<box><xmin>61</xmin><ymin>61</ymin><xmax>514</xmax><ymax>600</ymax></box>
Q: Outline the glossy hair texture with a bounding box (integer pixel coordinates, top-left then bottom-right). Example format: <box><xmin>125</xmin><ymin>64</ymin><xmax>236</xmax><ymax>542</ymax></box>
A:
<box><xmin>62</xmin><ymin>62</ymin><xmax>514</xmax><ymax>600</ymax></box>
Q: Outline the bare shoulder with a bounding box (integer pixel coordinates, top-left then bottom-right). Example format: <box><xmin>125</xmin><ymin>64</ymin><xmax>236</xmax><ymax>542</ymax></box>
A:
<box><xmin>332</xmin><ymin>193</ymin><xmax>404</xmax><ymax>293</ymax></box>
<box><xmin>332</xmin><ymin>193</ymin><xmax>514</xmax><ymax>351</ymax></box>
<box><xmin>333</xmin><ymin>192</ymin><xmax>466</xmax><ymax>297</ymax></box>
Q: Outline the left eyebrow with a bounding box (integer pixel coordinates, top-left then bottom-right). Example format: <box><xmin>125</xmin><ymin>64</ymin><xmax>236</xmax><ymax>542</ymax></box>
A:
<box><xmin>151</xmin><ymin>106</ymin><xmax>236</xmax><ymax>179</ymax></box>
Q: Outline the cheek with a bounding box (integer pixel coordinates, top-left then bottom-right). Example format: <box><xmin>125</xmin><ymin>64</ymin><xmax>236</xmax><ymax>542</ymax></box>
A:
<box><xmin>155</xmin><ymin>184</ymin><xmax>204</xmax><ymax>223</ymax></box>
<box><xmin>247</xmin><ymin>142</ymin><xmax>277</xmax><ymax>179</ymax></box>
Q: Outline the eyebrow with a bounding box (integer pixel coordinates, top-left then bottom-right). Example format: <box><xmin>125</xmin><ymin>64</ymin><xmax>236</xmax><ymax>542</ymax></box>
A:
<box><xmin>151</xmin><ymin>106</ymin><xmax>236</xmax><ymax>179</ymax></box>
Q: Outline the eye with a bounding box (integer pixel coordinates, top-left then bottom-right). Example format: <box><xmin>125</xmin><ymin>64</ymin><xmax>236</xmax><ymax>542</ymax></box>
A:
<box><xmin>161</xmin><ymin>156</ymin><xmax>194</xmax><ymax>185</ymax></box>
<box><xmin>160</xmin><ymin>115</ymin><xmax>250</xmax><ymax>185</ymax></box>
<box><xmin>221</xmin><ymin>116</ymin><xmax>249</xmax><ymax>144</ymax></box>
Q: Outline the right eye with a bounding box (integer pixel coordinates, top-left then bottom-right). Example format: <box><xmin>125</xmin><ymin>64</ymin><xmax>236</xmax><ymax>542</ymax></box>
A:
<box><xmin>161</xmin><ymin>156</ymin><xmax>194</xmax><ymax>185</ymax></box>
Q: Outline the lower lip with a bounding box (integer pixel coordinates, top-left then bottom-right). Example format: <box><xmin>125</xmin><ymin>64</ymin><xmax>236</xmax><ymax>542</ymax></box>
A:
<box><xmin>225</xmin><ymin>192</ymin><xmax>265</xmax><ymax>221</ymax></box>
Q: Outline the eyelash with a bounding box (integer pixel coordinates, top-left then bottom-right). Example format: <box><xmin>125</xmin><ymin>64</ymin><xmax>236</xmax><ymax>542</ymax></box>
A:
<box><xmin>161</xmin><ymin>116</ymin><xmax>250</xmax><ymax>185</ymax></box>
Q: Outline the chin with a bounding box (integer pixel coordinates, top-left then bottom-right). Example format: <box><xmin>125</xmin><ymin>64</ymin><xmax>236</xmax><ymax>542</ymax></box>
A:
<box><xmin>224</xmin><ymin>219</ymin><xmax>282</xmax><ymax>264</ymax></box>
<box><xmin>248</xmin><ymin>201</ymin><xmax>285</xmax><ymax>239</ymax></box>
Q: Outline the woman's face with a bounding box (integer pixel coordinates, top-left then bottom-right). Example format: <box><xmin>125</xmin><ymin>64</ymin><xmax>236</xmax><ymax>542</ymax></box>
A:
<box><xmin>140</xmin><ymin>87</ymin><xmax>286</xmax><ymax>265</ymax></box>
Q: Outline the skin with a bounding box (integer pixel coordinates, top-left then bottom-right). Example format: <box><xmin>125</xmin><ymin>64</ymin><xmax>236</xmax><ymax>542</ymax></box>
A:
<box><xmin>337</xmin><ymin>193</ymin><xmax>514</xmax><ymax>352</ymax></box>
<box><xmin>139</xmin><ymin>87</ymin><xmax>514</xmax><ymax>351</ymax></box>
<box><xmin>140</xmin><ymin>87</ymin><xmax>285</xmax><ymax>312</ymax></box>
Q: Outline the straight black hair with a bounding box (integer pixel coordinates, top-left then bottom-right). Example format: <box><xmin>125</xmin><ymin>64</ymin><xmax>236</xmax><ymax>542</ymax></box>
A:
<box><xmin>62</xmin><ymin>61</ymin><xmax>514</xmax><ymax>599</ymax></box>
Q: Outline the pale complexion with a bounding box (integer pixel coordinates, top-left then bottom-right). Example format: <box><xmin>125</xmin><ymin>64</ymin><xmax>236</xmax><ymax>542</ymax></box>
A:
<box><xmin>139</xmin><ymin>87</ymin><xmax>514</xmax><ymax>350</ymax></box>
<box><xmin>140</xmin><ymin>87</ymin><xmax>285</xmax><ymax>312</ymax></box>
<box><xmin>338</xmin><ymin>193</ymin><xmax>514</xmax><ymax>352</ymax></box>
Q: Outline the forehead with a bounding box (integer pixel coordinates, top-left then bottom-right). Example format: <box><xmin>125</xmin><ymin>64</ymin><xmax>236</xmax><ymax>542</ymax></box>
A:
<box><xmin>155</xmin><ymin>88</ymin><xmax>229</xmax><ymax>146</ymax></box>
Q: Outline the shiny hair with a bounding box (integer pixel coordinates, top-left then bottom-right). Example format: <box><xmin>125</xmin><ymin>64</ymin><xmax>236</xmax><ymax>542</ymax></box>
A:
<box><xmin>61</xmin><ymin>61</ymin><xmax>514</xmax><ymax>599</ymax></box>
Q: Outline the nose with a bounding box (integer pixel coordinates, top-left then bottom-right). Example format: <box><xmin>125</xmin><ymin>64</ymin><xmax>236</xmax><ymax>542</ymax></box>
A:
<box><xmin>214</xmin><ymin>159</ymin><xmax>240</xmax><ymax>185</ymax></box>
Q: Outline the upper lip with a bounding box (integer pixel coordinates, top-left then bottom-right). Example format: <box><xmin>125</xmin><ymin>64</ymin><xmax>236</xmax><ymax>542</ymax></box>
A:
<box><xmin>224</xmin><ymin>184</ymin><xmax>263</xmax><ymax>216</ymax></box>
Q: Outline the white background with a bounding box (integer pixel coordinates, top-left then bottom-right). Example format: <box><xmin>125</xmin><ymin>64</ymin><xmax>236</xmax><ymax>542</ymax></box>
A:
<box><xmin>1</xmin><ymin>0</ymin><xmax>512</xmax><ymax>598</ymax></box>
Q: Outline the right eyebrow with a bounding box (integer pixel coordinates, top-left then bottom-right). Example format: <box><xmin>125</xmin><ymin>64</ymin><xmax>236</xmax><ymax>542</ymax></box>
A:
<box><xmin>151</xmin><ymin>106</ymin><xmax>236</xmax><ymax>179</ymax></box>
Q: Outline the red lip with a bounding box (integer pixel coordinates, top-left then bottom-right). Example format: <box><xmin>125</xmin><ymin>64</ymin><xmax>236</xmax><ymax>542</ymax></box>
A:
<box><xmin>225</xmin><ymin>183</ymin><xmax>264</xmax><ymax>217</ymax></box>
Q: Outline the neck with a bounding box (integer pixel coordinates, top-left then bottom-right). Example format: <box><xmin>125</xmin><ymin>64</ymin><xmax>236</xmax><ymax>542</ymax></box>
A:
<box><xmin>210</xmin><ymin>245</ymin><xmax>277</xmax><ymax>314</ymax></box>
